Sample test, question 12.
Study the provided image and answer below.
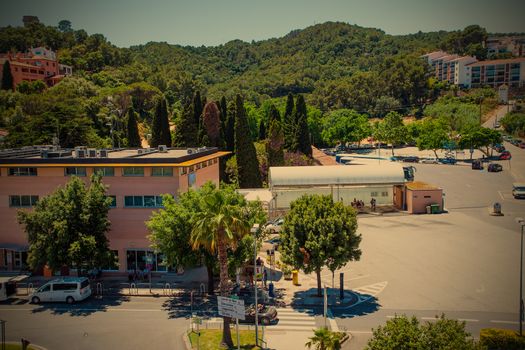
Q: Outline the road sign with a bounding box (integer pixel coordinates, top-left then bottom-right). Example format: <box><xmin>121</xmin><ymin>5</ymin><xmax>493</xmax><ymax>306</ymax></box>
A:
<box><xmin>217</xmin><ymin>296</ymin><xmax>245</xmax><ymax>320</ymax></box>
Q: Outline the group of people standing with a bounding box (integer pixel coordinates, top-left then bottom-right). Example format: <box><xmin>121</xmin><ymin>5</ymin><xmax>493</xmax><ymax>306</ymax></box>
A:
<box><xmin>351</xmin><ymin>197</ymin><xmax>377</xmax><ymax>211</ymax></box>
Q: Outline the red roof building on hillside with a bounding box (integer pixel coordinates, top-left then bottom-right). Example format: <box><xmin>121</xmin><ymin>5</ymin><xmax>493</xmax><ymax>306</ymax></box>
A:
<box><xmin>0</xmin><ymin>47</ymin><xmax>72</xmax><ymax>90</ymax></box>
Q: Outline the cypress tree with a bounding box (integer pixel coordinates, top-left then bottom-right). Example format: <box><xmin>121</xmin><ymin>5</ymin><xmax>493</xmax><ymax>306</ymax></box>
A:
<box><xmin>224</xmin><ymin>100</ymin><xmax>235</xmax><ymax>152</ymax></box>
<box><xmin>151</xmin><ymin>98</ymin><xmax>171</xmax><ymax>147</ymax></box>
<box><xmin>295</xmin><ymin>95</ymin><xmax>312</xmax><ymax>157</ymax></box>
<box><xmin>283</xmin><ymin>93</ymin><xmax>295</xmax><ymax>150</ymax></box>
<box><xmin>267</xmin><ymin>119</ymin><xmax>285</xmax><ymax>167</ymax></box>
<box><xmin>258</xmin><ymin>119</ymin><xmax>266</xmax><ymax>140</ymax></box>
<box><xmin>234</xmin><ymin>94</ymin><xmax>262</xmax><ymax>188</ymax></box>
<box><xmin>126</xmin><ymin>107</ymin><xmax>141</xmax><ymax>147</ymax></box>
<box><xmin>219</xmin><ymin>96</ymin><xmax>228</xmax><ymax>147</ymax></box>
<box><xmin>1</xmin><ymin>61</ymin><xmax>13</xmax><ymax>91</ymax></box>
<box><xmin>173</xmin><ymin>103</ymin><xmax>198</xmax><ymax>147</ymax></box>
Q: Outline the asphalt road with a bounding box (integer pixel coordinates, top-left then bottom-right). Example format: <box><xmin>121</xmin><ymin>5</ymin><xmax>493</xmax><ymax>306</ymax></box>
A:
<box><xmin>0</xmin><ymin>297</ymin><xmax>189</xmax><ymax>349</ymax></box>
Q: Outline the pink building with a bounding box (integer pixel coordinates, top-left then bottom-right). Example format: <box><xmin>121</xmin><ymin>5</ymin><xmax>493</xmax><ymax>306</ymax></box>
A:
<box><xmin>405</xmin><ymin>181</ymin><xmax>443</xmax><ymax>214</ymax></box>
<box><xmin>0</xmin><ymin>146</ymin><xmax>228</xmax><ymax>274</ymax></box>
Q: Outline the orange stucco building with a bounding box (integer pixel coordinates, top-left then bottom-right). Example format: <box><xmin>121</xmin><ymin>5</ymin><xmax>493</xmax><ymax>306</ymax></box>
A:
<box><xmin>0</xmin><ymin>47</ymin><xmax>72</xmax><ymax>90</ymax></box>
<box><xmin>0</xmin><ymin>146</ymin><xmax>228</xmax><ymax>274</ymax></box>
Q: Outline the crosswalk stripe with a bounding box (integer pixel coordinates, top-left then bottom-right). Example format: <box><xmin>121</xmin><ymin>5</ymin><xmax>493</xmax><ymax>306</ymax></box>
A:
<box><xmin>277</xmin><ymin>319</ymin><xmax>316</xmax><ymax>325</ymax></box>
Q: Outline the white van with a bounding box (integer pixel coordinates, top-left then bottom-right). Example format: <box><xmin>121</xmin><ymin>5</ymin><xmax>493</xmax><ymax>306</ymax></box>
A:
<box><xmin>30</xmin><ymin>277</ymin><xmax>91</xmax><ymax>304</ymax></box>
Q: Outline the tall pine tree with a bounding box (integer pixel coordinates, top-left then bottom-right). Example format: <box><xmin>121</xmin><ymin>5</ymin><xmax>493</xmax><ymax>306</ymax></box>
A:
<box><xmin>224</xmin><ymin>100</ymin><xmax>236</xmax><ymax>152</ymax></box>
<box><xmin>173</xmin><ymin>103</ymin><xmax>198</xmax><ymax>147</ymax></box>
<box><xmin>295</xmin><ymin>95</ymin><xmax>312</xmax><ymax>157</ymax></box>
<box><xmin>267</xmin><ymin>104</ymin><xmax>281</xmax><ymax>131</ymax></box>
<box><xmin>126</xmin><ymin>107</ymin><xmax>141</xmax><ymax>147</ymax></box>
<box><xmin>283</xmin><ymin>93</ymin><xmax>295</xmax><ymax>150</ymax></box>
<box><xmin>219</xmin><ymin>96</ymin><xmax>228</xmax><ymax>148</ymax></box>
<box><xmin>151</xmin><ymin>97</ymin><xmax>171</xmax><ymax>147</ymax></box>
<box><xmin>235</xmin><ymin>95</ymin><xmax>262</xmax><ymax>188</ymax></box>
<box><xmin>1</xmin><ymin>61</ymin><xmax>13</xmax><ymax>91</ymax></box>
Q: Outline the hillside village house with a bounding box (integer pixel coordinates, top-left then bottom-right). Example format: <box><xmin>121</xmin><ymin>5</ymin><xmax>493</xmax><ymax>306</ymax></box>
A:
<box><xmin>0</xmin><ymin>146</ymin><xmax>228</xmax><ymax>275</ymax></box>
<box><xmin>0</xmin><ymin>47</ymin><xmax>72</xmax><ymax>90</ymax></box>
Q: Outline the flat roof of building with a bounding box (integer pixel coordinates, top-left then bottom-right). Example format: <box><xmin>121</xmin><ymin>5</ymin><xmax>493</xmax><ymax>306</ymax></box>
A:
<box><xmin>0</xmin><ymin>146</ymin><xmax>230</xmax><ymax>166</ymax></box>
<box><xmin>406</xmin><ymin>181</ymin><xmax>441</xmax><ymax>191</ymax></box>
<box><xmin>269</xmin><ymin>164</ymin><xmax>406</xmax><ymax>187</ymax></box>
<box><xmin>467</xmin><ymin>57</ymin><xmax>525</xmax><ymax>67</ymax></box>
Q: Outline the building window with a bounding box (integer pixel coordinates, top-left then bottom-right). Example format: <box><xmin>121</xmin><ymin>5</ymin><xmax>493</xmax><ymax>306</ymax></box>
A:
<box><xmin>65</xmin><ymin>167</ymin><xmax>87</xmax><ymax>176</ymax></box>
<box><xmin>151</xmin><ymin>167</ymin><xmax>173</xmax><ymax>177</ymax></box>
<box><xmin>122</xmin><ymin>167</ymin><xmax>144</xmax><ymax>176</ymax></box>
<box><xmin>8</xmin><ymin>167</ymin><xmax>37</xmax><ymax>176</ymax></box>
<box><xmin>22</xmin><ymin>68</ymin><xmax>28</xmax><ymax>73</ymax></box>
<box><xmin>189</xmin><ymin>165</ymin><xmax>194</xmax><ymax>172</ymax></box>
<box><xmin>108</xmin><ymin>196</ymin><xmax>117</xmax><ymax>208</ymax></box>
<box><xmin>179</xmin><ymin>167</ymin><xmax>187</xmax><ymax>175</ymax></box>
<box><xmin>201</xmin><ymin>161</ymin><xmax>207</xmax><ymax>168</ymax></box>
<box><xmin>9</xmin><ymin>195</ymin><xmax>39</xmax><ymax>207</ymax></box>
<box><xmin>126</xmin><ymin>250</ymin><xmax>166</xmax><ymax>272</ymax></box>
<box><xmin>213</xmin><ymin>158</ymin><xmax>218</xmax><ymax>164</ymax></box>
<box><xmin>124</xmin><ymin>195</ymin><xmax>164</xmax><ymax>208</ymax></box>
<box><xmin>370</xmin><ymin>191</ymin><xmax>378</xmax><ymax>197</ymax></box>
<box><xmin>94</xmin><ymin>167</ymin><xmax>114</xmax><ymax>176</ymax></box>
<box><xmin>196</xmin><ymin>163</ymin><xmax>201</xmax><ymax>170</ymax></box>
<box><xmin>381</xmin><ymin>191</ymin><xmax>389</xmax><ymax>197</ymax></box>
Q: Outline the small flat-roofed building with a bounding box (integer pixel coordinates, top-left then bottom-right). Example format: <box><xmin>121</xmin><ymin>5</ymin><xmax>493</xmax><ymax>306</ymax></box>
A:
<box><xmin>405</xmin><ymin>181</ymin><xmax>443</xmax><ymax>214</ymax></box>
<box><xmin>0</xmin><ymin>146</ymin><xmax>229</xmax><ymax>274</ymax></box>
<box><xmin>268</xmin><ymin>164</ymin><xmax>409</xmax><ymax>210</ymax></box>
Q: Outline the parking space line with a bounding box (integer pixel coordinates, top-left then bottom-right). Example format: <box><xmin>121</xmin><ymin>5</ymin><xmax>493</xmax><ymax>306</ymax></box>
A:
<box><xmin>490</xmin><ymin>320</ymin><xmax>519</xmax><ymax>324</ymax></box>
<box><xmin>458</xmin><ymin>319</ymin><xmax>479</xmax><ymax>322</ymax></box>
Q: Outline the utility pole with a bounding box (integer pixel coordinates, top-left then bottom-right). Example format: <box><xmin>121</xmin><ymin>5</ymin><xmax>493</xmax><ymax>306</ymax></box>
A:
<box><xmin>251</xmin><ymin>224</ymin><xmax>260</xmax><ymax>347</ymax></box>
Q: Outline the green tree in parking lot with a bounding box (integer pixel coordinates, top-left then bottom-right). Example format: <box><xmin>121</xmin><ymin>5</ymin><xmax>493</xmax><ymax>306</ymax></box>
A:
<box><xmin>280</xmin><ymin>194</ymin><xmax>361</xmax><ymax>297</ymax></box>
<box><xmin>416</xmin><ymin>118</ymin><xmax>450</xmax><ymax>159</ymax></box>
<box><xmin>17</xmin><ymin>175</ymin><xmax>114</xmax><ymax>275</ymax></box>
<box><xmin>458</xmin><ymin>125</ymin><xmax>502</xmax><ymax>158</ymax></box>
<box><xmin>365</xmin><ymin>314</ymin><xmax>483</xmax><ymax>350</ymax></box>
<box><xmin>378</xmin><ymin>111</ymin><xmax>406</xmax><ymax>155</ymax></box>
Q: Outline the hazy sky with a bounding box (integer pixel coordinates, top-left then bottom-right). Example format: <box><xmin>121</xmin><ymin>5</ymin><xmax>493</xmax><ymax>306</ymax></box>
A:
<box><xmin>2</xmin><ymin>0</ymin><xmax>525</xmax><ymax>47</ymax></box>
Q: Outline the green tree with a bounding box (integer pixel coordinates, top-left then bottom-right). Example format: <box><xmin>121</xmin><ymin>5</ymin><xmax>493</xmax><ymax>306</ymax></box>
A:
<box><xmin>235</xmin><ymin>94</ymin><xmax>262</xmax><ymax>188</ymax></box>
<box><xmin>1</xmin><ymin>60</ymin><xmax>13</xmax><ymax>91</ymax></box>
<box><xmin>173</xmin><ymin>103</ymin><xmax>199</xmax><ymax>147</ymax></box>
<box><xmin>126</xmin><ymin>106</ymin><xmax>141</xmax><ymax>147</ymax></box>
<box><xmin>283</xmin><ymin>93</ymin><xmax>295</xmax><ymax>150</ymax></box>
<box><xmin>295</xmin><ymin>95</ymin><xmax>312</xmax><ymax>156</ymax></box>
<box><xmin>458</xmin><ymin>125</ymin><xmax>501</xmax><ymax>157</ymax></box>
<box><xmin>416</xmin><ymin>119</ymin><xmax>450</xmax><ymax>158</ymax></box>
<box><xmin>224</xmin><ymin>100</ymin><xmax>236</xmax><ymax>152</ymax></box>
<box><xmin>280</xmin><ymin>194</ymin><xmax>361</xmax><ymax>297</ymax></box>
<box><xmin>219</xmin><ymin>96</ymin><xmax>228</xmax><ymax>146</ymax></box>
<box><xmin>366</xmin><ymin>314</ymin><xmax>482</xmax><ymax>350</ymax></box>
<box><xmin>306</xmin><ymin>328</ymin><xmax>343</xmax><ymax>350</ymax></box>
<box><xmin>17</xmin><ymin>175</ymin><xmax>113</xmax><ymax>275</ymax></box>
<box><xmin>379</xmin><ymin>111</ymin><xmax>407</xmax><ymax>155</ymax></box>
<box><xmin>193</xmin><ymin>91</ymin><xmax>204</xmax><ymax>143</ymax></box>
<box><xmin>321</xmin><ymin>109</ymin><xmax>371</xmax><ymax>147</ymax></box>
<box><xmin>189</xmin><ymin>183</ymin><xmax>256</xmax><ymax>348</ymax></box>
<box><xmin>151</xmin><ymin>97</ymin><xmax>171</xmax><ymax>147</ymax></box>
<box><xmin>17</xmin><ymin>80</ymin><xmax>46</xmax><ymax>94</ymax></box>
<box><xmin>58</xmin><ymin>20</ymin><xmax>73</xmax><ymax>33</ymax></box>
<box><xmin>258</xmin><ymin>119</ymin><xmax>266</xmax><ymax>140</ymax></box>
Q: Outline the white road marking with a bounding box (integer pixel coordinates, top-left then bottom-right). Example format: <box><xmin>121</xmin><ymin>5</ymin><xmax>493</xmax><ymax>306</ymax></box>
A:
<box><xmin>0</xmin><ymin>307</ymin><xmax>164</xmax><ymax>312</ymax></box>
<box><xmin>327</xmin><ymin>309</ymin><xmax>339</xmax><ymax>332</ymax></box>
<box><xmin>491</xmin><ymin>320</ymin><xmax>519</xmax><ymax>324</ymax></box>
<box><xmin>498</xmin><ymin>191</ymin><xmax>505</xmax><ymax>200</ymax></box>
<box><xmin>458</xmin><ymin>319</ymin><xmax>479</xmax><ymax>322</ymax></box>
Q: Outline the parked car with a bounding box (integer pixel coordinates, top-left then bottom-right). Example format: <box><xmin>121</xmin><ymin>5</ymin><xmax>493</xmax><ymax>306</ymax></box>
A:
<box><xmin>511</xmin><ymin>140</ymin><xmax>521</xmax><ymax>146</ymax></box>
<box><xmin>30</xmin><ymin>277</ymin><xmax>92</xmax><ymax>304</ymax></box>
<box><xmin>513</xmin><ymin>183</ymin><xmax>525</xmax><ymax>199</ymax></box>
<box><xmin>494</xmin><ymin>122</ymin><xmax>500</xmax><ymax>128</ymax></box>
<box><xmin>233</xmin><ymin>304</ymin><xmax>279</xmax><ymax>325</ymax></box>
<box><xmin>439</xmin><ymin>157</ymin><xmax>457</xmax><ymax>165</ymax></box>
<box><xmin>488</xmin><ymin>163</ymin><xmax>503</xmax><ymax>172</ymax></box>
<box><xmin>421</xmin><ymin>158</ymin><xmax>438</xmax><ymax>164</ymax></box>
<box><xmin>493</xmin><ymin>144</ymin><xmax>505</xmax><ymax>153</ymax></box>
<box><xmin>519</xmin><ymin>142</ymin><xmax>525</xmax><ymax>149</ymax></box>
<box><xmin>265</xmin><ymin>236</ymin><xmax>281</xmax><ymax>250</ymax></box>
<box><xmin>265</xmin><ymin>218</ymin><xmax>284</xmax><ymax>233</ymax></box>
<box><xmin>402</xmin><ymin>156</ymin><xmax>419</xmax><ymax>163</ymax></box>
<box><xmin>499</xmin><ymin>151</ymin><xmax>511</xmax><ymax>160</ymax></box>
<box><xmin>471</xmin><ymin>159</ymin><xmax>483</xmax><ymax>170</ymax></box>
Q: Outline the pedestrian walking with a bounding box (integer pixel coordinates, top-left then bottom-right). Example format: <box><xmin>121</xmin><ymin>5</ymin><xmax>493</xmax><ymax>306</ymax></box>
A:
<box><xmin>263</xmin><ymin>269</ymin><xmax>268</xmax><ymax>288</ymax></box>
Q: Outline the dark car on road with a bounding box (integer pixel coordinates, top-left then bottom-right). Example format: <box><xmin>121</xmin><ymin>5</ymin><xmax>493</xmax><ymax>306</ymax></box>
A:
<box><xmin>472</xmin><ymin>159</ymin><xmax>483</xmax><ymax>170</ymax></box>
<box><xmin>493</xmin><ymin>144</ymin><xmax>505</xmax><ymax>153</ymax></box>
<box><xmin>439</xmin><ymin>157</ymin><xmax>457</xmax><ymax>165</ymax></box>
<box><xmin>488</xmin><ymin>163</ymin><xmax>502</xmax><ymax>172</ymax></box>
<box><xmin>402</xmin><ymin>156</ymin><xmax>419</xmax><ymax>163</ymax></box>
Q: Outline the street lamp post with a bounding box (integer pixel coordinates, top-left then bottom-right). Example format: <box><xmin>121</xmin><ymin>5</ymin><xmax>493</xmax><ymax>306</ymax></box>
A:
<box><xmin>518</xmin><ymin>217</ymin><xmax>525</xmax><ymax>336</ymax></box>
<box><xmin>251</xmin><ymin>223</ymin><xmax>260</xmax><ymax>347</ymax></box>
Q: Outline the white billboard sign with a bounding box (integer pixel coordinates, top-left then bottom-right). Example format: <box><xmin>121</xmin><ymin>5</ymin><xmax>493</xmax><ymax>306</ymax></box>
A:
<box><xmin>217</xmin><ymin>296</ymin><xmax>245</xmax><ymax>320</ymax></box>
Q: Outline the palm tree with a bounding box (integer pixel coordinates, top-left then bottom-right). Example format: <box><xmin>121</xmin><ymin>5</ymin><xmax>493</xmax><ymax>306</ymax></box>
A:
<box><xmin>305</xmin><ymin>327</ymin><xmax>342</xmax><ymax>350</ymax></box>
<box><xmin>190</xmin><ymin>183</ymin><xmax>252</xmax><ymax>348</ymax></box>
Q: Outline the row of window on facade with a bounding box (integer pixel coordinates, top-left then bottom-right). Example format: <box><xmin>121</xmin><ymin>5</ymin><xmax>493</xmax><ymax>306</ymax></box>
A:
<box><xmin>4</xmin><ymin>160</ymin><xmax>217</xmax><ymax>177</ymax></box>
<box><xmin>9</xmin><ymin>194</ymin><xmax>168</xmax><ymax>208</ymax></box>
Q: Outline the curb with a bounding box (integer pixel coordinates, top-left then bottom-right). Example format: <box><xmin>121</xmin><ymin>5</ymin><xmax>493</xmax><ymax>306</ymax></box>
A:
<box><xmin>182</xmin><ymin>331</ymin><xmax>192</xmax><ymax>350</ymax></box>
<box><xmin>6</xmin><ymin>341</ymin><xmax>47</xmax><ymax>350</ymax></box>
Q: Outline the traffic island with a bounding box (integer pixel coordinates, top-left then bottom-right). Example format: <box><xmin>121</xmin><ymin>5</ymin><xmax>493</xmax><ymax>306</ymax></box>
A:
<box><xmin>4</xmin><ymin>342</ymin><xmax>47</xmax><ymax>350</ymax></box>
<box><xmin>185</xmin><ymin>329</ymin><xmax>258</xmax><ymax>350</ymax></box>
